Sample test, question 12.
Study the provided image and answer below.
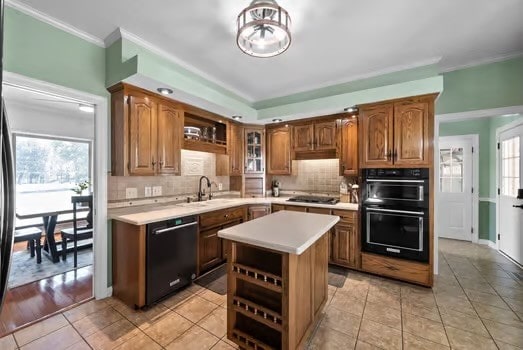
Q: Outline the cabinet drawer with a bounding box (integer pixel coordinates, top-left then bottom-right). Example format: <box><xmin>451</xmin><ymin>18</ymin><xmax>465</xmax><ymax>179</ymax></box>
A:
<box><xmin>272</xmin><ymin>204</ymin><xmax>285</xmax><ymax>212</ymax></box>
<box><xmin>332</xmin><ymin>210</ymin><xmax>357</xmax><ymax>223</ymax></box>
<box><xmin>284</xmin><ymin>205</ymin><xmax>307</xmax><ymax>212</ymax></box>
<box><xmin>200</xmin><ymin>207</ymin><xmax>245</xmax><ymax>229</ymax></box>
<box><xmin>361</xmin><ymin>253</ymin><xmax>431</xmax><ymax>286</ymax></box>
<box><xmin>307</xmin><ymin>207</ymin><xmax>332</xmax><ymax>215</ymax></box>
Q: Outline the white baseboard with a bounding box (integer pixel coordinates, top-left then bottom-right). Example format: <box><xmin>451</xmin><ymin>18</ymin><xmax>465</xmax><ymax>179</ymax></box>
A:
<box><xmin>96</xmin><ymin>287</ymin><xmax>113</xmax><ymax>300</ymax></box>
<box><xmin>478</xmin><ymin>239</ymin><xmax>497</xmax><ymax>249</ymax></box>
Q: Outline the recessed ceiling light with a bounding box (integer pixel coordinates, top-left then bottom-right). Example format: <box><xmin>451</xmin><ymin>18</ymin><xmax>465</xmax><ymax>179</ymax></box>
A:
<box><xmin>344</xmin><ymin>106</ymin><xmax>358</xmax><ymax>113</ymax></box>
<box><xmin>272</xmin><ymin>118</ymin><xmax>283</xmax><ymax>123</ymax></box>
<box><xmin>78</xmin><ymin>104</ymin><xmax>94</xmax><ymax>113</ymax></box>
<box><xmin>232</xmin><ymin>115</ymin><xmax>242</xmax><ymax>120</ymax></box>
<box><xmin>157</xmin><ymin>87</ymin><xmax>173</xmax><ymax>95</ymax></box>
<box><xmin>502</xmin><ymin>113</ymin><xmax>520</xmax><ymax>117</ymax></box>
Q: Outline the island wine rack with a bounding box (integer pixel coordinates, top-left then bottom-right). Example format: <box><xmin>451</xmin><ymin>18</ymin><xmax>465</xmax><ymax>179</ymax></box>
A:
<box><xmin>224</xmin><ymin>233</ymin><xmax>329</xmax><ymax>350</ymax></box>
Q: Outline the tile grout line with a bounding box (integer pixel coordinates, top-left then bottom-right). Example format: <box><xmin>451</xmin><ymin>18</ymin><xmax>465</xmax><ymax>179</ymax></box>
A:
<box><xmin>352</xmin><ymin>283</ymin><xmax>369</xmax><ymax>349</ymax></box>
<box><xmin>441</xmin><ymin>252</ymin><xmax>500</xmax><ymax>349</ymax></box>
<box><xmin>433</xmin><ymin>253</ymin><xmax>459</xmax><ymax>349</ymax></box>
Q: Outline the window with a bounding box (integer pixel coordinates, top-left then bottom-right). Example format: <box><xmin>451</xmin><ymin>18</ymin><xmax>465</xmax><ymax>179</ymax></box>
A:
<box><xmin>439</xmin><ymin>147</ymin><xmax>464</xmax><ymax>193</ymax></box>
<box><xmin>14</xmin><ymin>134</ymin><xmax>92</xmax><ymax>227</ymax></box>
<box><xmin>501</xmin><ymin>136</ymin><xmax>520</xmax><ymax>197</ymax></box>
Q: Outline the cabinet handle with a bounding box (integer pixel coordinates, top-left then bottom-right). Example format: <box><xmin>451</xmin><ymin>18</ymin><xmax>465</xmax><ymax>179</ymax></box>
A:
<box><xmin>393</xmin><ymin>149</ymin><xmax>398</xmax><ymax>161</ymax></box>
<box><xmin>206</xmin><ymin>233</ymin><xmax>218</xmax><ymax>238</ymax></box>
<box><xmin>159</xmin><ymin>160</ymin><xmax>164</xmax><ymax>169</ymax></box>
<box><xmin>152</xmin><ymin>157</ymin><xmax>157</xmax><ymax>168</ymax></box>
<box><xmin>386</xmin><ymin>150</ymin><xmax>392</xmax><ymax>161</ymax></box>
<box><xmin>224</xmin><ymin>214</ymin><xmax>229</xmax><ymax>218</ymax></box>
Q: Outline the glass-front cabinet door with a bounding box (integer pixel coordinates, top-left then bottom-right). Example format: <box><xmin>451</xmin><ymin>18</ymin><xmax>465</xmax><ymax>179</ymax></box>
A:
<box><xmin>244</xmin><ymin>128</ymin><xmax>265</xmax><ymax>174</ymax></box>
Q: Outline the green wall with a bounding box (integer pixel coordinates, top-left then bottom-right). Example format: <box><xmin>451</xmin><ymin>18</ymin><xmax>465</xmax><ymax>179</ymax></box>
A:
<box><xmin>436</xmin><ymin>58</ymin><xmax>523</xmax><ymax>115</ymax></box>
<box><xmin>439</xmin><ymin>115</ymin><xmax>522</xmax><ymax>241</ymax></box>
<box><xmin>4</xmin><ymin>7</ymin><xmax>107</xmax><ymax>97</ymax></box>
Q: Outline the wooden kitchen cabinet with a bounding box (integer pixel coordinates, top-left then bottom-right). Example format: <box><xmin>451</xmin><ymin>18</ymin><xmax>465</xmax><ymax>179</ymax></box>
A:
<box><xmin>266</xmin><ymin>125</ymin><xmax>291</xmax><ymax>175</ymax></box>
<box><xmin>339</xmin><ymin>118</ymin><xmax>358</xmax><ymax>176</ymax></box>
<box><xmin>292</xmin><ymin>120</ymin><xmax>337</xmax><ymax>153</ymax></box>
<box><xmin>360</xmin><ymin>103</ymin><xmax>394</xmax><ymax>167</ymax></box>
<box><xmin>110</xmin><ymin>84</ymin><xmax>184</xmax><ymax>176</ymax></box>
<box><xmin>128</xmin><ymin>95</ymin><xmax>158</xmax><ymax>176</ymax></box>
<box><xmin>198</xmin><ymin>206</ymin><xmax>247</xmax><ymax>274</ymax></box>
<box><xmin>359</xmin><ymin>95</ymin><xmax>435</xmax><ymax>168</ymax></box>
<box><xmin>330</xmin><ymin>210</ymin><xmax>360</xmax><ymax>269</ymax></box>
<box><xmin>229</xmin><ymin>122</ymin><xmax>244</xmax><ymax>175</ymax></box>
<box><xmin>199</xmin><ymin>227</ymin><xmax>222</xmax><ymax>273</ymax></box>
<box><xmin>393</xmin><ymin>100</ymin><xmax>430</xmax><ymax>165</ymax></box>
<box><xmin>248</xmin><ymin>205</ymin><xmax>271</xmax><ymax>220</ymax></box>
<box><xmin>314</xmin><ymin>120</ymin><xmax>337</xmax><ymax>150</ymax></box>
<box><xmin>157</xmin><ymin>103</ymin><xmax>183</xmax><ymax>175</ymax></box>
<box><xmin>244</xmin><ymin>127</ymin><xmax>265</xmax><ymax>174</ymax></box>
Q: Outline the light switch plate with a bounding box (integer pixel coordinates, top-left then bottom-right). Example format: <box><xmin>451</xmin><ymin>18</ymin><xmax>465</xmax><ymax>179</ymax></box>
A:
<box><xmin>218</xmin><ymin>183</ymin><xmax>223</xmax><ymax>190</ymax></box>
<box><xmin>126</xmin><ymin>187</ymin><xmax>138</xmax><ymax>199</ymax></box>
<box><xmin>144</xmin><ymin>186</ymin><xmax>152</xmax><ymax>197</ymax></box>
<box><xmin>152</xmin><ymin>186</ymin><xmax>162</xmax><ymax>196</ymax></box>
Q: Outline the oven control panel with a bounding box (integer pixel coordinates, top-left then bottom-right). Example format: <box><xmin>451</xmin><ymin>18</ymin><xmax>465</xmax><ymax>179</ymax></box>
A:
<box><xmin>364</xmin><ymin>168</ymin><xmax>428</xmax><ymax>179</ymax></box>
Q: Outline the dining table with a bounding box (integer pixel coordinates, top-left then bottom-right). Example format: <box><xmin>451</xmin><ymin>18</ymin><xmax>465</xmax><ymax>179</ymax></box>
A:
<box><xmin>16</xmin><ymin>203</ymin><xmax>89</xmax><ymax>263</ymax></box>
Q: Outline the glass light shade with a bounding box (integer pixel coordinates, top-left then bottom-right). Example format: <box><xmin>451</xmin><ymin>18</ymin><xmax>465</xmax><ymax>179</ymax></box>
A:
<box><xmin>237</xmin><ymin>0</ymin><xmax>291</xmax><ymax>58</ymax></box>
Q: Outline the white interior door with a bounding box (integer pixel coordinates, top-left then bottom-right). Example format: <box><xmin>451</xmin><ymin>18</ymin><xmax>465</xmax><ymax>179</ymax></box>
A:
<box><xmin>499</xmin><ymin>124</ymin><xmax>523</xmax><ymax>265</ymax></box>
<box><xmin>437</xmin><ymin>137</ymin><xmax>473</xmax><ymax>241</ymax></box>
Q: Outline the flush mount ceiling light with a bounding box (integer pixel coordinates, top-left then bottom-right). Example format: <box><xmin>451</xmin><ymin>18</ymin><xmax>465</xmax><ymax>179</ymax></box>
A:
<box><xmin>344</xmin><ymin>106</ymin><xmax>358</xmax><ymax>113</ymax></box>
<box><xmin>78</xmin><ymin>104</ymin><xmax>94</xmax><ymax>113</ymax></box>
<box><xmin>232</xmin><ymin>115</ymin><xmax>243</xmax><ymax>120</ymax></box>
<box><xmin>272</xmin><ymin>118</ymin><xmax>283</xmax><ymax>123</ymax></box>
<box><xmin>237</xmin><ymin>0</ymin><xmax>292</xmax><ymax>58</ymax></box>
<box><xmin>157</xmin><ymin>87</ymin><xmax>173</xmax><ymax>95</ymax></box>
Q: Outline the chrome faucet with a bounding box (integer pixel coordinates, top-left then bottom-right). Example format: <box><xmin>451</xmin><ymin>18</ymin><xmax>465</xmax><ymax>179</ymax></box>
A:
<box><xmin>197</xmin><ymin>176</ymin><xmax>211</xmax><ymax>201</ymax></box>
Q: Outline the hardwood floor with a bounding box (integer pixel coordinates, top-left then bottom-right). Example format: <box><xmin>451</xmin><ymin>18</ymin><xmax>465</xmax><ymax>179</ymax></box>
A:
<box><xmin>0</xmin><ymin>265</ymin><xmax>93</xmax><ymax>337</ymax></box>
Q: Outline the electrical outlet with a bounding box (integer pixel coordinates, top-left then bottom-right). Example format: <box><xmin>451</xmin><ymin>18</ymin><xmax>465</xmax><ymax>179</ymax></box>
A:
<box><xmin>125</xmin><ymin>187</ymin><xmax>138</xmax><ymax>199</ymax></box>
<box><xmin>218</xmin><ymin>183</ymin><xmax>223</xmax><ymax>190</ymax></box>
<box><xmin>152</xmin><ymin>186</ymin><xmax>162</xmax><ymax>196</ymax></box>
<box><xmin>144</xmin><ymin>186</ymin><xmax>152</xmax><ymax>197</ymax></box>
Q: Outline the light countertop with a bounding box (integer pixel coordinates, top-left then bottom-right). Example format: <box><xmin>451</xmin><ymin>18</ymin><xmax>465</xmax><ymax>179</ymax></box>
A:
<box><xmin>108</xmin><ymin>197</ymin><xmax>358</xmax><ymax>225</ymax></box>
<box><xmin>217</xmin><ymin>210</ymin><xmax>340</xmax><ymax>255</ymax></box>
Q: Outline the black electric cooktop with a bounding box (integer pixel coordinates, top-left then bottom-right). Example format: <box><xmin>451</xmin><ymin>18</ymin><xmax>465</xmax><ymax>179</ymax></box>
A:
<box><xmin>287</xmin><ymin>195</ymin><xmax>339</xmax><ymax>205</ymax></box>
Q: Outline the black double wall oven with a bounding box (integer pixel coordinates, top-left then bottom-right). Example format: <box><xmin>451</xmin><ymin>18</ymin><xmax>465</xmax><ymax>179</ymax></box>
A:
<box><xmin>361</xmin><ymin>168</ymin><xmax>430</xmax><ymax>262</ymax></box>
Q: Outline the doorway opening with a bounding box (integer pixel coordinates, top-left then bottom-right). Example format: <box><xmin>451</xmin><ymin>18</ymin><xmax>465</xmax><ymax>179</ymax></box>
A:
<box><xmin>496</xmin><ymin>118</ymin><xmax>523</xmax><ymax>267</ymax></box>
<box><xmin>0</xmin><ymin>83</ymin><xmax>98</xmax><ymax>336</ymax></box>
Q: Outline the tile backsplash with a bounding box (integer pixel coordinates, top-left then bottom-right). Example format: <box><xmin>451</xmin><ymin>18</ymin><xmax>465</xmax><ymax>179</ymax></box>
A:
<box><xmin>108</xmin><ymin>150</ymin><xmax>229</xmax><ymax>201</ymax></box>
<box><xmin>272</xmin><ymin>159</ymin><xmax>347</xmax><ymax>194</ymax></box>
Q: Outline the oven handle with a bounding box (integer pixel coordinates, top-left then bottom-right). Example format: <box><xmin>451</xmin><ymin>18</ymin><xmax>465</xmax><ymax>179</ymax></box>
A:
<box><xmin>366</xmin><ymin>207</ymin><xmax>425</xmax><ymax>215</ymax></box>
<box><xmin>365</xmin><ymin>179</ymin><xmax>426</xmax><ymax>183</ymax></box>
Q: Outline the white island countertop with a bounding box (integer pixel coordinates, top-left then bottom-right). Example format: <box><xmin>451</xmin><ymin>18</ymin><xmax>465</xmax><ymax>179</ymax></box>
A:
<box><xmin>217</xmin><ymin>210</ymin><xmax>340</xmax><ymax>255</ymax></box>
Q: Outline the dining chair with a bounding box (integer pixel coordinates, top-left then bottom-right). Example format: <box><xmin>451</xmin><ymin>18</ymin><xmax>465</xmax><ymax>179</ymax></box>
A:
<box><xmin>60</xmin><ymin>195</ymin><xmax>93</xmax><ymax>267</ymax></box>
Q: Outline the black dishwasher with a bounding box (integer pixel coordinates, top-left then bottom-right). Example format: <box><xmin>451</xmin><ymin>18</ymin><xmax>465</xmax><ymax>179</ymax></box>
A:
<box><xmin>146</xmin><ymin>215</ymin><xmax>197</xmax><ymax>306</ymax></box>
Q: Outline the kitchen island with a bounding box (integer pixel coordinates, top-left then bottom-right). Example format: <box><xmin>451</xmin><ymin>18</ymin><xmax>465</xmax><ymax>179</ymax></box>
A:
<box><xmin>218</xmin><ymin>210</ymin><xmax>339</xmax><ymax>350</ymax></box>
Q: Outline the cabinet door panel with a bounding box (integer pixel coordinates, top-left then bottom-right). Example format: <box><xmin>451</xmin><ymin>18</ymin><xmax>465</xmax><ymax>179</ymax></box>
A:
<box><xmin>248</xmin><ymin>206</ymin><xmax>271</xmax><ymax>220</ymax></box>
<box><xmin>267</xmin><ymin>126</ymin><xmax>291</xmax><ymax>175</ymax></box>
<box><xmin>157</xmin><ymin>104</ymin><xmax>182</xmax><ymax>175</ymax></box>
<box><xmin>244</xmin><ymin>128</ymin><xmax>265</xmax><ymax>174</ymax></box>
<box><xmin>314</xmin><ymin>120</ymin><xmax>337</xmax><ymax>150</ymax></box>
<box><xmin>394</xmin><ymin>101</ymin><xmax>429</xmax><ymax>165</ymax></box>
<box><xmin>129</xmin><ymin>95</ymin><xmax>157</xmax><ymax>175</ymax></box>
<box><xmin>360</xmin><ymin>104</ymin><xmax>393</xmax><ymax>167</ymax></box>
<box><xmin>293</xmin><ymin>124</ymin><xmax>314</xmax><ymax>152</ymax></box>
<box><xmin>339</xmin><ymin>119</ymin><xmax>358</xmax><ymax>176</ymax></box>
<box><xmin>229</xmin><ymin>123</ymin><xmax>244</xmax><ymax>175</ymax></box>
<box><xmin>199</xmin><ymin>227</ymin><xmax>222</xmax><ymax>273</ymax></box>
<box><xmin>331</xmin><ymin>223</ymin><xmax>360</xmax><ymax>269</ymax></box>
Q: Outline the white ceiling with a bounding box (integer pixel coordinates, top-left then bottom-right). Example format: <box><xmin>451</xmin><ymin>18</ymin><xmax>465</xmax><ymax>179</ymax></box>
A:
<box><xmin>14</xmin><ymin>0</ymin><xmax>523</xmax><ymax>102</ymax></box>
<box><xmin>3</xmin><ymin>84</ymin><xmax>94</xmax><ymax>119</ymax></box>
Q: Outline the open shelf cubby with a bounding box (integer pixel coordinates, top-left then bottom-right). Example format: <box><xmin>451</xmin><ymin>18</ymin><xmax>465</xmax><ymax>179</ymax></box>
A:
<box><xmin>233</xmin><ymin>313</ymin><xmax>282</xmax><ymax>349</ymax></box>
<box><xmin>235</xmin><ymin>244</ymin><xmax>282</xmax><ymax>277</ymax></box>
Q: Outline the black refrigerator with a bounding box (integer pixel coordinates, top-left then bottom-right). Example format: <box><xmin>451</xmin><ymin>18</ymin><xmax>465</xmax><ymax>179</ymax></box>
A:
<box><xmin>0</xmin><ymin>0</ymin><xmax>16</xmax><ymax>313</ymax></box>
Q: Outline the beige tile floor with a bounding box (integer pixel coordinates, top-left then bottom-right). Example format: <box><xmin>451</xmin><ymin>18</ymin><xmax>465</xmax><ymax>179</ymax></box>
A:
<box><xmin>1</xmin><ymin>238</ymin><xmax>522</xmax><ymax>349</ymax></box>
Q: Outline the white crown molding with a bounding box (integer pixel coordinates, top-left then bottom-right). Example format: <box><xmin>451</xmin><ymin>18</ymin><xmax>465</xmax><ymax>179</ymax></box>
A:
<box><xmin>106</xmin><ymin>27</ymin><xmax>255</xmax><ymax>103</ymax></box>
<box><xmin>436</xmin><ymin>105</ymin><xmax>523</xmax><ymax>123</ymax></box>
<box><xmin>439</xmin><ymin>51</ymin><xmax>523</xmax><ymax>73</ymax></box>
<box><xmin>5</xmin><ymin>0</ymin><xmax>105</xmax><ymax>47</ymax></box>
<box><xmin>255</xmin><ymin>57</ymin><xmax>443</xmax><ymax>102</ymax></box>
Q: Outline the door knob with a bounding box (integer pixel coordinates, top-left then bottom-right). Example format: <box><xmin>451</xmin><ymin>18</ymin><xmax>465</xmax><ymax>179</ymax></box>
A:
<box><xmin>512</xmin><ymin>205</ymin><xmax>523</xmax><ymax>209</ymax></box>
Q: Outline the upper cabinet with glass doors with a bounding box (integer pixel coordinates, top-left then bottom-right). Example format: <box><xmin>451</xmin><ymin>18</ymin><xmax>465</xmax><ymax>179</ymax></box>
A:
<box><xmin>244</xmin><ymin>127</ymin><xmax>265</xmax><ymax>174</ymax></box>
